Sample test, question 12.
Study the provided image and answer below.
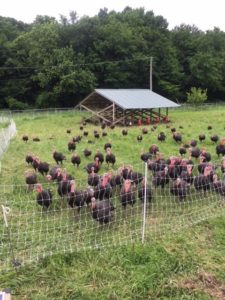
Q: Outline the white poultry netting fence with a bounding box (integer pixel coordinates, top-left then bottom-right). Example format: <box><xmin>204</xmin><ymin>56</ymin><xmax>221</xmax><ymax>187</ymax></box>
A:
<box><xmin>0</xmin><ymin>113</ymin><xmax>17</xmax><ymax>161</ymax></box>
<box><xmin>0</xmin><ymin>160</ymin><xmax>225</xmax><ymax>273</ymax></box>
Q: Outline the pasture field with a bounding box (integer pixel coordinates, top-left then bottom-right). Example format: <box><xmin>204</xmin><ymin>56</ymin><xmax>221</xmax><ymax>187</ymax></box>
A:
<box><xmin>0</xmin><ymin>107</ymin><xmax>225</xmax><ymax>299</ymax></box>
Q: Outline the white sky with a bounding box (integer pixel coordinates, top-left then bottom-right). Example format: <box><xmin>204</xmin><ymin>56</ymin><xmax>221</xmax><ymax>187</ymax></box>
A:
<box><xmin>1</xmin><ymin>0</ymin><xmax>225</xmax><ymax>32</ymax></box>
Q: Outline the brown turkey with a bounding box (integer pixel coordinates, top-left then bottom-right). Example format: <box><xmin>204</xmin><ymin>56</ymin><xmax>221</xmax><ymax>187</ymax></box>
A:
<box><xmin>25</xmin><ymin>170</ymin><xmax>37</xmax><ymax>190</ymax></box>
<box><xmin>36</xmin><ymin>184</ymin><xmax>52</xmax><ymax>211</ymax></box>
<box><xmin>120</xmin><ymin>179</ymin><xmax>136</xmax><ymax>212</ymax></box>
<box><xmin>22</xmin><ymin>135</ymin><xmax>29</xmax><ymax>142</ymax></box>
<box><xmin>90</xmin><ymin>197</ymin><xmax>115</xmax><ymax>224</ymax></box>
<box><xmin>68</xmin><ymin>141</ymin><xmax>76</xmax><ymax>152</ymax></box>
<box><xmin>53</xmin><ymin>151</ymin><xmax>66</xmax><ymax>164</ymax></box>
<box><xmin>105</xmin><ymin>148</ymin><xmax>116</xmax><ymax>167</ymax></box>
<box><xmin>71</xmin><ymin>153</ymin><xmax>81</xmax><ymax>168</ymax></box>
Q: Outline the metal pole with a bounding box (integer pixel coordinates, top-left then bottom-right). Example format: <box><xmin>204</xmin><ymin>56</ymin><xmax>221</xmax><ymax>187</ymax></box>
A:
<box><xmin>141</xmin><ymin>163</ymin><xmax>148</xmax><ymax>244</ymax></box>
<box><xmin>150</xmin><ymin>57</ymin><xmax>153</xmax><ymax>91</ymax></box>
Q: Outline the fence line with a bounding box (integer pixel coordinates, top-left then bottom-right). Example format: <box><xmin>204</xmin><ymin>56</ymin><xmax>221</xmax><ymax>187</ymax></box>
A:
<box><xmin>1</xmin><ymin>160</ymin><xmax>225</xmax><ymax>273</ymax></box>
<box><xmin>170</xmin><ymin>101</ymin><xmax>225</xmax><ymax>112</ymax></box>
<box><xmin>0</xmin><ymin>119</ymin><xmax>17</xmax><ymax>160</ymax></box>
<box><xmin>0</xmin><ymin>102</ymin><xmax>224</xmax><ymax>117</ymax></box>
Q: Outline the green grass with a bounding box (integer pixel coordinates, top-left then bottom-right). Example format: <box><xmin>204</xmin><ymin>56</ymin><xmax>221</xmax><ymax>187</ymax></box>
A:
<box><xmin>0</xmin><ymin>107</ymin><xmax>225</xmax><ymax>299</ymax></box>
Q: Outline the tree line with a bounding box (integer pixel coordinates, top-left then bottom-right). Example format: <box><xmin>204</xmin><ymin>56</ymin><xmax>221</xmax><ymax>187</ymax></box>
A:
<box><xmin>0</xmin><ymin>7</ymin><xmax>225</xmax><ymax>109</ymax></box>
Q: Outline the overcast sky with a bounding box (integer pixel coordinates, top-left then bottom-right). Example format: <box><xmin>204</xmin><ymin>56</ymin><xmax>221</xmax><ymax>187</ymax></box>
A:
<box><xmin>1</xmin><ymin>0</ymin><xmax>225</xmax><ymax>31</ymax></box>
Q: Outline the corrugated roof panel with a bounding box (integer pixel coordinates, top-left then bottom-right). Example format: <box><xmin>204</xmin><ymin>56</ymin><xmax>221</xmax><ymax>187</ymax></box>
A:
<box><xmin>95</xmin><ymin>89</ymin><xmax>180</xmax><ymax>109</ymax></box>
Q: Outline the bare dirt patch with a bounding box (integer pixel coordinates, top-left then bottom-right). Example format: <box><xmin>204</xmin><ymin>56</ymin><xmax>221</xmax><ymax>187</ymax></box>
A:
<box><xmin>180</xmin><ymin>271</ymin><xmax>225</xmax><ymax>300</ymax></box>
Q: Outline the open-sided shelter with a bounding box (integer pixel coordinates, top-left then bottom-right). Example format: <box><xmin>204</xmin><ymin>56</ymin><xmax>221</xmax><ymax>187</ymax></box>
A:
<box><xmin>79</xmin><ymin>89</ymin><xmax>180</xmax><ymax>125</ymax></box>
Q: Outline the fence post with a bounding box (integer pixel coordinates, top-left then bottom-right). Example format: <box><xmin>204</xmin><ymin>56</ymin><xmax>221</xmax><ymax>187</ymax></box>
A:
<box><xmin>1</xmin><ymin>205</ymin><xmax>20</xmax><ymax>271</ymax></box>
<box><xmin>141</xmin><ymin>162</ymin><xmax>148</xmax><ymax>244</ymax></box>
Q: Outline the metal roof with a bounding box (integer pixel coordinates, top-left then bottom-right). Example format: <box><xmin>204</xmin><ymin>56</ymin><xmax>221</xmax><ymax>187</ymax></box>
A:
<box><xmin>95</xmin><ymin>89</ymin><xmax>180</xmax><ymax>109</ymax></box>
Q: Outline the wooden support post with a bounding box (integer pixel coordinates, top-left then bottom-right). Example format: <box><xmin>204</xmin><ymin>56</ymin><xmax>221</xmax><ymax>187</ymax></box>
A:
<box><xmin>166</xmin><ymin>107</ymin><xmax>168</xmax><ymax>116</ymax></box>
<box><xmin>113</xmin><ymin>102</ymin><xmax>115</xmax><ymax>122</ymax></box>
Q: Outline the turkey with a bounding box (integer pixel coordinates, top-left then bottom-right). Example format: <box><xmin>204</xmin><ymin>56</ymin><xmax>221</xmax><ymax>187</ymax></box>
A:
<box><xmin>210</xmin><ymin>135</ymin><xmax>219</xmax><ymax>143</ymax></box>
<box><xmin>180</xmin><ymin>164</ymin><xmax>194</xmax><ymax>185</ymax></box>
<box><xmin>129</xmin><ymin>171</ymin><xmax>144</xmax><ymax>186</ymax></box>
<box><xmin>199</xmin><ymin>134</ymin><xmax>206</xmax><ymax>142</ymax></box>
<box><xmin>104</xmin><ymin>141</ymin><xmax>112</xmax><ymax>151</ymax></box>
<box><xmin>83</xmin><ymin>148</ymin><xmax>92</xmax><ymax>158</ymax></box>
<box><xmin>95</xmin><ymin>173</ymin><xmax>112</xmax><ymax>200</ymax></box>
<box><xmin>22</xmin><ymin>135</ymin><xmax>29</xmax><ymax>142</ymax></box>
<box><xmin>94</xmin><ymin>150</ymin><xmax>104</xmax><ymax>164</ymax></box>
<box><xmin>83</xmin><ymin>187</ymin><xmax>95</xmax><ymax>206</ymax></box>
<box><xmin>167</xmin><ymin>157</ymin><xmax>182</xmax><ymax>180</ymax></box>
<box><xmin>67</xmin><ymin>180</ymin><xmax>85</xmax><ymax>216</ymax></box>
<box><xmin>190</xmin><ymin>139</ymin><xmax>197</xmax><ymax>147</ymax></box>
<box><xmin>37</xmin><ymin>161</ymin><xmax>49</xmax><ymax>176</ymax></box>
<box><xmin>94</xmin><ymin>131</ymin><xmax>100</xmax><ymax>139</ymax></box>
<box><xmin>212</xmin><ymin>174</ymin><xmax>225</xmax><ymax>199</ymax></box>
<box><xmin>122</xmin><ymin>129</ymin><xmax>128</xmax><ymax>136</ymax></box>
<box><xmin>36</xmin><ymin>184</ymin><xmax>52</xmax><ymax>210</ymax></box>
<box><xmin>170</xmin><ymin>177</ymin><xmax>189</xmax><ymax>202</ymax></box>
<box><xmin>149</xmin><ymin>144</ymin><xmax>159</xmax><ymax>156</ymax></box>
<box><xmin>173</xmin><ymin>132</ymin><xmax>182</xmax><ymax>143</ymax></box>
<box><xmin>88</xmin><ymin>167</ymin><xmax>100</xmax><ymax>187</ymax></box>
<box><xmin>140</xmin><ymin>151</ymin><xmax>152</xmax><ymax>163</ymax></box>
<box><xmin>25</xmin><ymin>153</ymin><xmax>34</xmax><ymax>165</ymax></box>
<box><xmin>179</xmin><ymin>147</ymin><xmax>186</xmax><ymax>156</ymax></box>
<box><xmin>142</xmin><ymin>128</ymin><xmax>148</xmax><ymax>134</ymax></box>
<box><xmin>189</xmin><ymin>147</ymin><xmax>201</xmax><ymax>159</ymax></box>
<box><xmin>194</xmin><ymin>166</ymin><xmax>212</xmax><ymax>193</ymax></box>
<box><xmin>33</xmin><ymin>137</ymin><xmax>40</xmax><ymax>142</ymax></box>
<box><xmin>148</xmin><ymin>154</ymin><xmax>166</xmax><ymax>173</ymax></box>
<box><xmin>86</xmin><ymin>157</ymin><xmax>100</xmax><ymax>174</ymax></box>
<box><xmin>68</xmin><ymin>141</ymin><xmax>76</xmax><ymax>152</ymax></box>
<box><xmin>221</xmin><ymin>157</ymin><xmax>225</xmax><ymax>175</ymax></box>
<box><xmin>25</xmin><ymin>170</ymin><xmax>37</xmax><ymax>190</ymax></box>
<box><xmin>200</xmin><ymin>149</ymin><xmax>211</xmax><ymax>162</ymax></box>
<box><xmin>138</xmin><ymin>179</ymin><xmax>153</xmax><ymax>203</ymax></box>
<box><xmin>71</xmin><ymin>153</ymin><xmax>81</xmax><ymax>168</ymax></box>
<box><xmin>53</xmin><ymin>151</ymin><xmax>66</xmax><ymax>164</ymax></box>
<box><xmin>90</xmin><ymin>197</ymin><xmax>115</xmax><ymax>224</ymax></box>
<box><xmin>57</xmin><ymin>173</ymin><xmax>72</xmax><ymax>200</ymax></box>
<box><xmin>73</xmin><ymin>135</ymin><xmax>82</xmax><ymax>143</ymax></box>
<box><xmin>31</xmin><ymin>156</ymin><xmax>40</xmax><ymax>171</ymax></box>
<box><xmin>158</xmin><ymin>132</ymin><xmax>166</xmax><ymax>142</ymax></box>
<box><xmin>46</xmin><ymin>166</ymin><xmax>61</xmax><ymax>181</ymax></box>
<box><xmin>120</xmin><ymin>179</ymin><xmax>136</xmax><ymax>211</ymax></box>
<box><xmin>105</xmin><ymin>148</ymin><xmax>116</xmax><ymax>167</ymax></box>
<box><xmin>216</xmin><ymin>142</ymin><xmax>225</xmax><ymax>157</ymax></box>
<box><xmin>152</xmin><ymin>166</ymin><xmax>170</xmax><ymax>189</ymax></box>
<box><xmin>121</xmin><ymin>165</ymin><xmax>133</xmax><ymax>180</ymax></box>
<box><xmin>137</xmin><ymin>135</ymin><xmax>143</xmax><ymax>142</ymax></box>
<box><xmin>108</xmin><ymin>170</ymin><xmax>123</xmax><ymax>189</ymax></box>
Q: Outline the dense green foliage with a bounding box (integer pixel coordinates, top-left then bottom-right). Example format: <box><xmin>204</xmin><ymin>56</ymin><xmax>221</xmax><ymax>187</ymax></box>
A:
<box><xmin>187</xmin><ymin>87</ymin><xmax>208</xmax><ymax>106</ymax></box>
<box><xmin>0</xmin><ymin>8</ymin><xmax>225</xmax><ymax>109</ymax></box>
